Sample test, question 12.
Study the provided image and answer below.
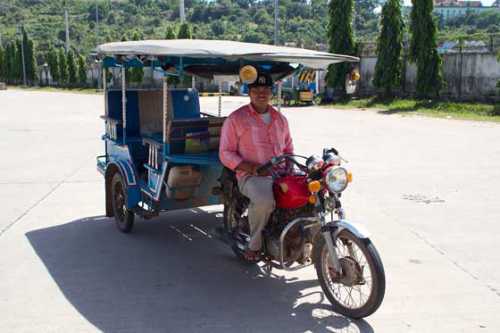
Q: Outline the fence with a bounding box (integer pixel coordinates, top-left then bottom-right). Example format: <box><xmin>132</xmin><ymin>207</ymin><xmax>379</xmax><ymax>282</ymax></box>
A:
<box><xmin>357</xmin><ymin>40</ymin><xmax>500</xmax><ymax>101</ymax></box>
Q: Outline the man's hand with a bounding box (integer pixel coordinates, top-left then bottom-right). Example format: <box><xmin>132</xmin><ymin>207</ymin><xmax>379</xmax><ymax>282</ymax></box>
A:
<box><xmin>236</xmin><ymin>161</ymin><xmax>271</xmax><ymax>176</ymax></box>
<box><xmin>236</xmin><ymin>161</ymin><xmax>260</xmax><ymax>175</ymax></box>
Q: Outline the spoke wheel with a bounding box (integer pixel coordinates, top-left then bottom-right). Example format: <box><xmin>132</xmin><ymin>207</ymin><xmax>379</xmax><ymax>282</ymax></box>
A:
<box><xmin>223</xmin><ymin>199</ymin><xmax>255</xmax><ymax>264</ymax></box>
<box><xmin>313</xmin><ymin>230</ymin><xmax>385</xmax><ymax>319</ymax></box>
<box><xmin>111</xmin><ymin>173</ymin><xmax>135</xmax><ymax>233</ymax></box>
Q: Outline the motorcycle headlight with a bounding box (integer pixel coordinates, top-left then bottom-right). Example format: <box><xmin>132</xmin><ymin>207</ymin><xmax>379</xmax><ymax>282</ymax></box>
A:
<box><xmin>325</xmin><ymin>167</ymin><xmax>349</xmax><ymax>193</ymax></box>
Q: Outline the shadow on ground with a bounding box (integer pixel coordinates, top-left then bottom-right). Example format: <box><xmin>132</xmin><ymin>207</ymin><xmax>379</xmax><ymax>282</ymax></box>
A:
<box><xmin>26</xmin><ymin>209</ymin><xmax>373</xmax><ymax>333</ymax></box>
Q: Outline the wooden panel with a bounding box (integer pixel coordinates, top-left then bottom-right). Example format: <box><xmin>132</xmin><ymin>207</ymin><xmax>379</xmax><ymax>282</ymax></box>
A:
<box><xmin>138</xmin><ymin>90</ymin><xmax>173</xmax><ymax>136</ymax></box>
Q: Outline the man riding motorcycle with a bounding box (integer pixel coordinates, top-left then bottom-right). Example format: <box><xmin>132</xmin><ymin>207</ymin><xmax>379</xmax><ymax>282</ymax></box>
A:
<box><xmin>219</xmin><ymin>72</ymin><xmax>293</xmax><ymax>262</ymax></box>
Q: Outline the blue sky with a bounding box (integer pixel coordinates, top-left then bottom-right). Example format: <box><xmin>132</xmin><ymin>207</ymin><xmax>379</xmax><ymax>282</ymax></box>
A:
<box><xmin>402</xmin><ymin>0</ymin><xmax>496</xmax><ymax>5</ymax></box>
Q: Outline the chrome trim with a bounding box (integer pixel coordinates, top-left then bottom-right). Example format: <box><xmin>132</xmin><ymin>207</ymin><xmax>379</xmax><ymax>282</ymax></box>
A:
<box><xmin>218</xmin><ymin>82</ymin><xmax>222</xmax><ymax>117</ymax></box>
<box><xmin>142</xmin><ymin>161</ymin><xmax>169</xmax><ymax>202</ymax></box>
<box><xmin>103</xmin><ymin>69</ymin><xmax>108</xmax><ymax>116</ymax></box>
<box><xmin>277</xmin><ymin>81</ymin><xmax>282</xmax><ymax>112</ymax></box>
<box><xmin>163</xmin><ymin>77</ymin><xmax>168</xmax><ymax>144</ymax></box>
<box><xmin>154</xmin><ymin>161</ymin><xmax>168</xmax><ymax>201</ymax></box>
<box><xmin>96</xmin><ymin>166</ymin><xmax>105</xmax><ymax>175</ymax></box>
<box><xmin>279</xmin><ymin>217</ymin><xmax>320</xmax><ymax>271</ymax></box>
<box><xmin>333</xmin><ymin>219</ymin><xmax>370</xmax><ymax>239</ymax></box>
<box><xmin>121</xmin><ymin>66</ymin><xmax>126</xmax><ymax>144</ymax></box>
<box><xmin>323</xmin><ymin>229</ymin><xmax>342</xmax><ymax>272</ymax></box>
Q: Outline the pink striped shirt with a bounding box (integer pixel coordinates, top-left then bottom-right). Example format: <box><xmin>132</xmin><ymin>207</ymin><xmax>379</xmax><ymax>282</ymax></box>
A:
<box><xmin>219</xmin><ymin>103</ymin><xmax>294</xmax><ymax>180</ymax></box>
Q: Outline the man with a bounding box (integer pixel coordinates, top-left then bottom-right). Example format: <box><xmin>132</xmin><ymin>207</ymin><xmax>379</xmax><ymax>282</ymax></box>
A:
<box><xmin>219</xmin><ymin>72</ymin><xmax>294</xmax><ymax>261</ymax></box>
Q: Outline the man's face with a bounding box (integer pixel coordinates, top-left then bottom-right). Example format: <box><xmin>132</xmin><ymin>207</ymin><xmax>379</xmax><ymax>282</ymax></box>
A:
<box><xmin>249</xmin><ymin>86</ymin><xmax>272</xmax><ymax>110</ymax></box>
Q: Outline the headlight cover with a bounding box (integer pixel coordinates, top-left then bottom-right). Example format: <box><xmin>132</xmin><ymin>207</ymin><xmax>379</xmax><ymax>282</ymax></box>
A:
<box><xmin>325</xmin><ymin>167</ymin><xmax>349</xmax><ymax>193</ymax></box>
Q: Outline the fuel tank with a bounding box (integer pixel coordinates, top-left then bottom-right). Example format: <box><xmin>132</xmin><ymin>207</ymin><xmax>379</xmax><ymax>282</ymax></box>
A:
<box><xmin>273</xmin><ymin>175</ymin><xmax>309</xmax><ymax>209</ymax></box>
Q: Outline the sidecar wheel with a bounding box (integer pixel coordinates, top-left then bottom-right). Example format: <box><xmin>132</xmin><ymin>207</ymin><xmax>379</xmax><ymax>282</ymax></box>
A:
<box><xmin>313</xmin><ymin>230</ymin><xmax>385</xmax><ymax>319</ymax></box>
<box><xmin>111</xmin><ymin>173</ymin><xmax>135</xmax><ymax>233</ymax></box>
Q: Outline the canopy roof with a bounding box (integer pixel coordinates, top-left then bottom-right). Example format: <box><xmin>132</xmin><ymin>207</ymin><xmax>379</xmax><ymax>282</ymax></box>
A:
<box><xmin>96</xmin><ymin>39</ymin><xmax>358</xmax><ymax>70</ymax></box>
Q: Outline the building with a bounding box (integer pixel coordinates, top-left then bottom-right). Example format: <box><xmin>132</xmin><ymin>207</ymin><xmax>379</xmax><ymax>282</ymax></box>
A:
<box><xmin>434</xmin><ymin>0</ymin><xmax>481</xmax><ymax>6</ymax></box>
<box><xmin>433</xmin><ymin>1</ymin><xmax>499</xmax><ymax>21</ymax></box>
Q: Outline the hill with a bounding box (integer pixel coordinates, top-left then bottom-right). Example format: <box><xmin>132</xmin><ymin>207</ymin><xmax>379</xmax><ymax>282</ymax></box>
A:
<box><xmin>0</xmin><ymin>0</ymin><xmax>382</xmax><ymax>58</ymax></box>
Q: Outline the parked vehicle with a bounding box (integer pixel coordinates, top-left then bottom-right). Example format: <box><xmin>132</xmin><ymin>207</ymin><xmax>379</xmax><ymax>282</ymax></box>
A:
<box><xmin>282</xmin><ymin>68</ymin><xmax>317</xmax><ymax>106</ymax></box>
<box><xmin>221</xmin><ymin>149</ymin><xmax>385</xmax><ymax>318</ymax></box>
<box><xmin>95</xmin><ymin>39</ymin><xmax>384</xmax><ymax>318</ymax></box>
<box><xmin>95</xmin><ymin>39</ymin><xmax>357</xmax><ymax>230</ymax></box>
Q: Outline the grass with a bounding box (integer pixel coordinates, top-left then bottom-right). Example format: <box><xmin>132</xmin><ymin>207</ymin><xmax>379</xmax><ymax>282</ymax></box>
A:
<box><xmin>7</xmin><ymin>85</ymin><xmax>102</xmax><ymax>95</ymax></box>
<box><xmin>327</xmin><ymin>97</ymin><xmax>500</xmax><ymax>122</ymax></box>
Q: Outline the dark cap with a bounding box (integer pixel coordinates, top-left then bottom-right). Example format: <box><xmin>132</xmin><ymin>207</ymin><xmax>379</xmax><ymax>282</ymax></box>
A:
<box><xmin>248</xmin><ymin>73</ymin><xmax>273</xmax><ymax>88</ymax></box>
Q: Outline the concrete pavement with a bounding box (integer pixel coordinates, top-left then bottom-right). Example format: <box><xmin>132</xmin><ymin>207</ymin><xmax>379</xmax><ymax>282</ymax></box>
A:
<box><xmin>1</xmin><ymin>91</ymin><xmax>499</xmax><ymax>332</ymax></box>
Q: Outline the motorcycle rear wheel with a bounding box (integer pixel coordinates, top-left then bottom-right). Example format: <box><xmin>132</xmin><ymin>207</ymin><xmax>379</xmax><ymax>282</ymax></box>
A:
<box><xmin>223</xmin><ymin>203</ymin><xmax>256</xmax><ymax>264</ymax></box>
<box><xmin>313</xmin><ymin>229</ymin><xmax>385</xmax><ymax>319</ymax></box>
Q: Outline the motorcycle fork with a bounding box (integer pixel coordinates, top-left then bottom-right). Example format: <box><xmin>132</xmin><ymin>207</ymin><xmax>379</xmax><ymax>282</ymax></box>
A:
<box><xmin>321</xmin><ymin>214</ymin><xmax>343</xmax><ymax>274</ymax></box>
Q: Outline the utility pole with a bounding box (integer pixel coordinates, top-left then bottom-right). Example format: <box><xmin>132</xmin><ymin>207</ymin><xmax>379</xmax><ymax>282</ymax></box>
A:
<box><xmin>64</xmin><ymin>3</ymin><xmax>70</xmax><ymax>52</ymax></box>
<box><xmin>180</xmin><ymin>0</ymin><xmax>185</xmax><ymax>23</ymax></box>
<box><xmin>274</xmin><ymin>0</ymin><xmax>279</xmax><ymax>45</ymax></box>
<box><xmin>95</xmin><ymin>2</ymin><xmax>99</xmax><ymax>44</ymax></box>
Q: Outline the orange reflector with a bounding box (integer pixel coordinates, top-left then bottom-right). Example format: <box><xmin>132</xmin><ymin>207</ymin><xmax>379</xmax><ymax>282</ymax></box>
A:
<box><xmin>308</xmin><ymin>180</ymin><xmax>321</xmax><ymax>193</ymax></box>
<box><xmin>308</xmin><ymin>195</ymin><xmax>317</xmax><ymax>204</ymax></box>
<box><xmin>279</xmin><ymin>183</ymin><xmax>289</xmax><ymax>193</ymax></box>
<box><xmin>347</xmin><ymin>172</ymin><xmax>353</xmax><ymax>183</ymax></box>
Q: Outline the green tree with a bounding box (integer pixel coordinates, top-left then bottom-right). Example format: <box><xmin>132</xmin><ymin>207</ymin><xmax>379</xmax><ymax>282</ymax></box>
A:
<box><xmin>354</xmin><ymin>0</ymin><xmax>380</xmax><ymax>34</ymax></box>
<box><xmin>176</xmin><ymin>23</ymin><xmax>192</xmax><ymax>86</ymax></box>
<box><xmin>27</xmin><ymin>39</ymin><xmax>37</xmax><ymax>84</ymax></box>
<box><xmin>129</xmin><ymin>31</ymin><xmax>144</xmax><ymax>84</ymax></box>
<box><xmin>326</xmin><ymin>0</ymin><xmax>356</xmax><ymax>96</ymax></box>
<box><xmin>409</xmin><ymin>0</ymin><xmax>443</xmax><ymax>98</ymax></box>
<box><xmin>373</xmin><ymin>0</ymin><xmax>404</xmax><ymax>97</ymax></box>
<box><xmin>58</xmin><ymin>48</ymin><xmax>68</xmax><ymax>86</ymax></box>
<box><xmin>47</xmin><ymin>45</ymin><xmax>60</xmax><ymax>85</ymax></box>
<box><xmin>497</xmin><ymin>51</ymin><xmax>500</xmax><ymax>91</ymax></box>
<box><xmin>165</xmin><ymin>25</ymin><xmax>176</xmax><ymax>39</ymax></box>
<box><xmin>177</xmin><ymin>22</ymin><xmax>192</xmax><ymax>39</ymax></box>
<box><xmin>67</xmin><ymin>50</ymin><xmax>78</xmax><ymax>87</ymax></box>
<box><xmin>5</xmin><ymin>43</ymin><xmax>18</xmax><ymax>84</ymax></box>
<box><xmin>243</xmin><ymin>30</ymin><xmax>269</xmax><ymax>44</ymax></box>
<box><xmin>15</xmin><ymin>39</ymin><xmax>23</xmax><ymax>84</ymax></box>
<box><xmin>77</xmin><ymin>54</ymin><xmax>87</xmax><ymax>87</ymax></box>
<box><xmin>22</xmin><ymin>29</ymin><xmax>37</xmax><ymax>85</ymax></box>
<box><xmin>0</xmin><ymin>46</ymin><xmax>5</xmax><ymax>81</ymax></box>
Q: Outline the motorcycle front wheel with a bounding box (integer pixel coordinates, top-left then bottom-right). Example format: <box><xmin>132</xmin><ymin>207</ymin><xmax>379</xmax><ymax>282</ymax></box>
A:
<box><xmin>313</xmin><ymin>230</ymin><xmax>385</xmax><ymax>319</ymax></box>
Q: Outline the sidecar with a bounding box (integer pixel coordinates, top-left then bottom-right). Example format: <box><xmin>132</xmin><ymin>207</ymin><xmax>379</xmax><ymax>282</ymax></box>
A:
<box><xmin>95</xmin><ymin>39</ymin><xmax>358</xmax><ymax>232</ymax></box>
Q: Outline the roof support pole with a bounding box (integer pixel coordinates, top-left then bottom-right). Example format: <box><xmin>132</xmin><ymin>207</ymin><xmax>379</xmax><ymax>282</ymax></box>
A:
<box><xmin>121</xmin><ymin>66</ymin><xmax>126</xmax><ymax>145</ymax></box>
<box><xmin>277</xmin><ymin>80</ymin><xmax>282</xmax><ymax>112</ymax></box>
<box><xmin>315</xmin><ymin>70</ymin><xmax>320</xmax><ymax>95</ymax></box>
<box><xmin>218</xmin><ymin>81</ymin><xmax>222</xmax><ymax>117</ymax></box>
<box><xmin>103</xmin><ymin>68</ymin><xmax>107</xmax><ymax>116</ymax></box>
<box><xmin>163</xmin><ymin>76</ymin><xmax>168</xmax><ymax>144</ymax></box>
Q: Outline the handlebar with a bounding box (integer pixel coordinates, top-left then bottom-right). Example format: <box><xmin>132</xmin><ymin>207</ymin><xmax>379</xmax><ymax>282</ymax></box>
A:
<box><xmin>256</xmin><ymin>154</ymin><xmax>307</xmax><ymax>175</ymax></box>
<box><xmin>255</xmin><ymin>161</ymin><xmax>273</xmax><ymax>175</ymax></box>
<box><xmin>256</xmin><ymin>148</ymin><xmax>343</xmax><ymax>175</ymax></box>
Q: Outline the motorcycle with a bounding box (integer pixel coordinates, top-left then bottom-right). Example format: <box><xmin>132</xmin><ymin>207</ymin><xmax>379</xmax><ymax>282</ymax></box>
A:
<box><xmin>220</xmin><ymin>148</ymin><xmax>385</xmax><ymax>319</ymax></box>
